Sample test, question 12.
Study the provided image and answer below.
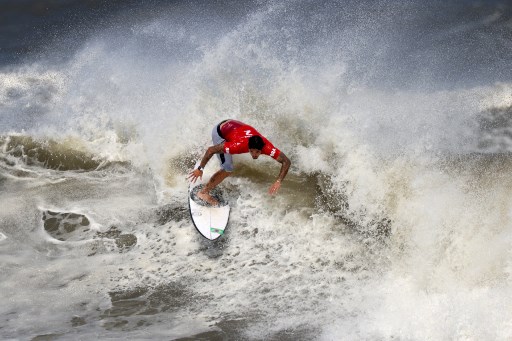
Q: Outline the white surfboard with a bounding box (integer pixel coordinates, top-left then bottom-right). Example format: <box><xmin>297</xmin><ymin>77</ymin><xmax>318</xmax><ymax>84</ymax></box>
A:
<box><xmin>188</xmin><ymin>183</ymin><xmax>230</xmax><ymax>240</ymax></box>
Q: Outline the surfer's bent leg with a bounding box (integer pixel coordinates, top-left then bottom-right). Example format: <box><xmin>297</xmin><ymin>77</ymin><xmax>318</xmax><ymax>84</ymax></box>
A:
<box><xmin>198</xmin><ymin>122</ymin><xmax>233</xmax><ymax>205</ymax></box>
<box><xmin>198</xmin><ymin>170</ymin><xmax>231</xmax><ymax>205</ymax></box>
<box><xmin>202</xmin><ymin>169</ymin><xmax>231</xmax><ymax>192</ymax></box>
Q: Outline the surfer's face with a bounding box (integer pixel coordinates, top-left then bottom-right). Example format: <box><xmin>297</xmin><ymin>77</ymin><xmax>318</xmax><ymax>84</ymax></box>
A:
<box><xmin>249</xmin><ymin>149</ymin><xmax>262</xmax><ymax>159</ymax></box>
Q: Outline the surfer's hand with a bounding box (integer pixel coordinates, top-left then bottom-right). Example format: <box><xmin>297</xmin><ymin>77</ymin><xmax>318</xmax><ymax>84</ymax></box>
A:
<box><xmin>268</xmin><ymin>180</ymin><xmax>281</xmax><ymax>195</ymax></box>
<box><xmin>188</xmin><ymin>169</ymin><xmax>203</xmax><ymax>183</ymax></box>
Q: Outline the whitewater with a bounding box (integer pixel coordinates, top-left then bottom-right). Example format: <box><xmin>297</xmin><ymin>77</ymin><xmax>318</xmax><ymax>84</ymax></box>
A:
<box><xmin>1</xmin><ymin>1</ymin><xmax>512</xmax><ymax>339</ymax></box>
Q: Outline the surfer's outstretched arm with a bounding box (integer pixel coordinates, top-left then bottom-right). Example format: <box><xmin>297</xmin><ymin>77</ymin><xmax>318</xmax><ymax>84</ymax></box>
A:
<box><xmin>188</xmin><ymin>143</ymin><xmax>224</xmax><ymax>183</ymax></box>
<box><xmin>269</xmin><ymin>152</ymin><xmax>291</xmax><ymax>195</ymax></box>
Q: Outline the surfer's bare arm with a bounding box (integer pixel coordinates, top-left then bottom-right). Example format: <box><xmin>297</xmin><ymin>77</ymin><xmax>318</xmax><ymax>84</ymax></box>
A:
<box><xmin>268</xmin><ymin>152</ymin><xmax>291</xmax><ymax>195</ymax></box>
<box><xmin>188</xmin><ymin>143</ymin><xmax>225</xmax><ymax>183</ymax></box>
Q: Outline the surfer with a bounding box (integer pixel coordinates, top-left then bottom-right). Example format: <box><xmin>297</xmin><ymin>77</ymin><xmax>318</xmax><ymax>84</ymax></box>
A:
<box><xmin>188</xmin><ymin>119</ymin><xmax>291</xmax><ymax>205</ymax></box>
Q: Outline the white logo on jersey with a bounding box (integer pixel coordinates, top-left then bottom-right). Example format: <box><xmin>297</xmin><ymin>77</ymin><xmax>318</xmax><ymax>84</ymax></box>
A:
<box><xmin>270</xmin><ymin>148</ymin><xmax>276</xmax><ymax>157</ymax></box>
<box><xmin>244</xmin><ymin>130</ymin><xmax>252</xmax><ymax>136</ymax></box>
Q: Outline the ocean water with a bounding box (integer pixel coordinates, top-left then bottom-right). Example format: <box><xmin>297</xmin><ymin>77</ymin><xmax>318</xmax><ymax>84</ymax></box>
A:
<box><xmin>1</xmin><ymin>0</ymin><xmax>512</xmax><ymax>340</ymax></box>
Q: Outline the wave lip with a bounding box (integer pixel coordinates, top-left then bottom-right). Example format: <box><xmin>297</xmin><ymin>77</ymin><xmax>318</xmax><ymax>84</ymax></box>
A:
<box><xmin>2</xmin><ymin>135</ymin><xmax>103</xmax><ymax>171</ymax></box>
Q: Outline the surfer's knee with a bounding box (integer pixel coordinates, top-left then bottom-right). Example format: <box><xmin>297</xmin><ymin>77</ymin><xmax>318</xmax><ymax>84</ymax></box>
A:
<box><xmin>219</xmin><ymin>170</ymin><xmax>232</xmax><ymax>181</ymax></box>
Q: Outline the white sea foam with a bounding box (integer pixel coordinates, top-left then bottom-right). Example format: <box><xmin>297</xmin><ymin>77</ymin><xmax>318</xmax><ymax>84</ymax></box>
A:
<box><xmin>1</xmin><ymin>0</ymin><xmax>512</xmax><ymax>339</ymax></box>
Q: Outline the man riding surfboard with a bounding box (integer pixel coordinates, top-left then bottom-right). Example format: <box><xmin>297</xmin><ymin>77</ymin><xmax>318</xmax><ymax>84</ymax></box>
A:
<box><xmin>188</xmin><ymin>119</ymin><xmax>291</xmax><ymax>205</ymax></box>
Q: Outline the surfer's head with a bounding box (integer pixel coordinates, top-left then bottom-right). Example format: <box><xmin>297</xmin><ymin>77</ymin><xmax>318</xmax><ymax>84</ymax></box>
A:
<box><xmin>248</xmin><ymin>135</ymin><xmax>264</xmax><ymax>159</ymax></box>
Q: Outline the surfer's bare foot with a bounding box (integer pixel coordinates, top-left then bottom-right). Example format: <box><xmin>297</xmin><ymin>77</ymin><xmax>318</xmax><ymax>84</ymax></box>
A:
<box><xmin>197</xmin><ymin>190</ymin><xmax>219</xmax><ymax>206</ymax></box>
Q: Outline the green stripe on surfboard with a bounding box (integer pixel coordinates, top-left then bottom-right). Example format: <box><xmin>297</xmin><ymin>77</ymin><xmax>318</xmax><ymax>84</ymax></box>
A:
<box><xmin>210</xmin><ymin>228</ymin><xmax>224</xmax><ymax>235</ymax></box>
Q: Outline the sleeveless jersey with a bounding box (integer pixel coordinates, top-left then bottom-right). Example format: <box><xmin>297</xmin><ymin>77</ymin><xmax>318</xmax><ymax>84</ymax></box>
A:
<box><xmin>219</xmin><ymin>120</ymin><xmax>281</xmax><ymax>160</ymax></box>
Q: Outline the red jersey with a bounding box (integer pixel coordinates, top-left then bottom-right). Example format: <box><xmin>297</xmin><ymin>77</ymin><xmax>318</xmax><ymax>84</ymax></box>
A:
<box><xmin>219</xmin><ymin>120</ymin><xmax>281</xmax><ymax>160</ymax></box>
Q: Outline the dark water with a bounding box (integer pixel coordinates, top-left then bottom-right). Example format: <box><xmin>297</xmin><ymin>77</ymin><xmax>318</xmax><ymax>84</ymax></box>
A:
<box><xmin>0</xmin><ymin>0</ymin><xmax>256</xmax><ymax>67</ymax></box>
<box><xmin>0</xmin><ymin>0</ymin><xmax>128</xmax><ymax>65</ymax></box>
<box><xmin>1</xmin><ymin>1</ymin><xmax>512</xmax><ymax>340</ymax></box>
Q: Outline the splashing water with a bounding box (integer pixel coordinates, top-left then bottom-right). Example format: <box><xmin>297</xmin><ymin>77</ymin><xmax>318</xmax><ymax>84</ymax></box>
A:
<box><xmin>1</xmin><ymin>0</ymin><xmax>512</xmax><ymax>339</ymax></box>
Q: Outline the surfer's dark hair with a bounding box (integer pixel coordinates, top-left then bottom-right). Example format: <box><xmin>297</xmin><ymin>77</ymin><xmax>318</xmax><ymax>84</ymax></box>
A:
<box><xmin>248</xmin><ymin>135</ymin><xmax>265</xmax><ymax>150</ymax></box>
